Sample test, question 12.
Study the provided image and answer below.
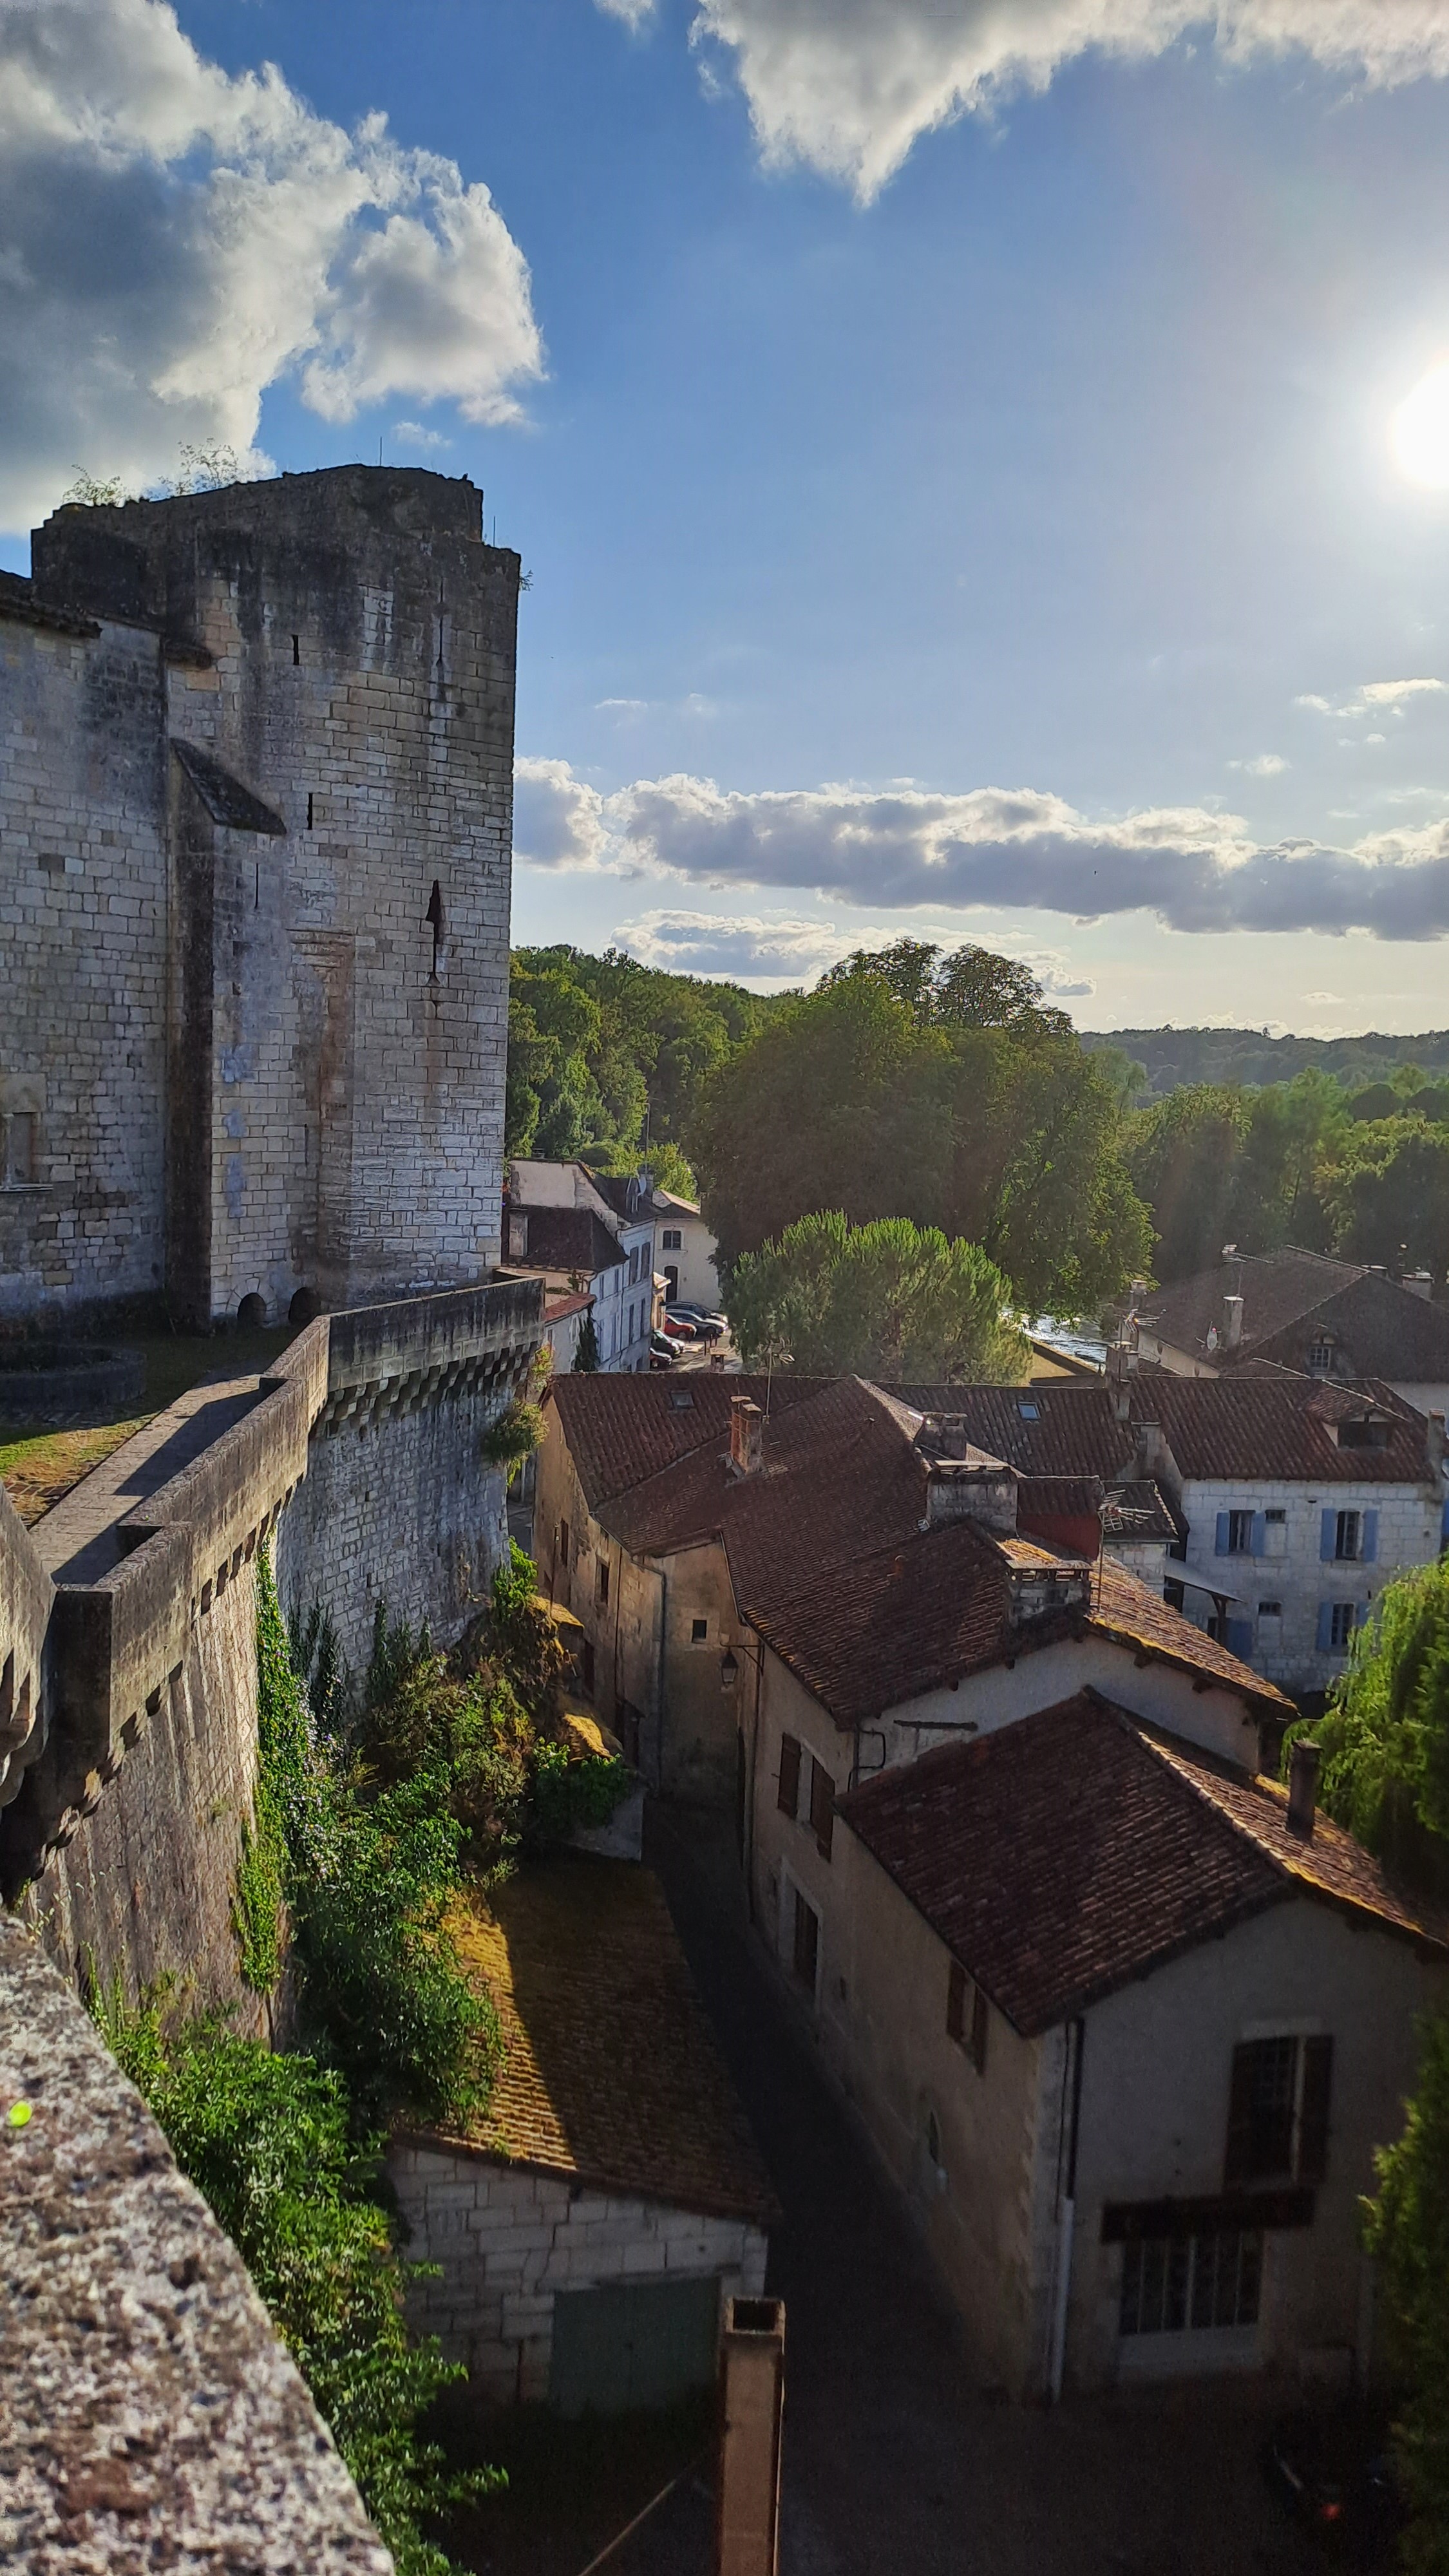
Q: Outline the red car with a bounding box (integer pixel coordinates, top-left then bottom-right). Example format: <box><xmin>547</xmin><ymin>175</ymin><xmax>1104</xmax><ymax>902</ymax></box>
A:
<box><xmin>660</xmin><ymin>1312</ymin><xmax>697</xmax><ymax>1341</ymax></box>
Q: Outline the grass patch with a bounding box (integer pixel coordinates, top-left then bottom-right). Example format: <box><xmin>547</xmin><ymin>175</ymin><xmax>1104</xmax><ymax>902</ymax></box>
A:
<box><xmin>0</xmin><ymin>1323</ymin><xmax>296</xmax><ymax>1524</ymax></box>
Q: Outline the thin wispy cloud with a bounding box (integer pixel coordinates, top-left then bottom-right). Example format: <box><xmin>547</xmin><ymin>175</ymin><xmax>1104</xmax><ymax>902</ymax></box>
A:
<box><xmin>597</xmin><ymin>1</ymin><xmax>1449</xmax><ymax>200</ymax></box>
<box><xmin>0</xmin><ymin>0</ymin><xmax>542</xmax><ymax>531</ymax></box>
<box><xmin>611</xmin><ymin>905</ymin><xmax>1097</xmax><ymax>987</ymax></box>
<box><xmin>515</xmin><ymin>754</ymin><xmax>1449</xmax><ymax>938</ymax></box>
<box><xmin>1298</xmin><ymin>678</ymin><xmax>1448</xmax><ymax>719</ymax></box>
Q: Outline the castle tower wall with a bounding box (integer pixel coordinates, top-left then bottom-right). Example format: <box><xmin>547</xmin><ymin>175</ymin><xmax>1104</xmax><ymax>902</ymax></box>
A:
<box><xmin>0</xmin><ymin>589</ymin><xmax>169</xmax><ymax>1319</ymax></box>
<box><xmin>30</xmin><ymin>468</ymin><xmax>518</xmax><ymax>1325</ymax></box>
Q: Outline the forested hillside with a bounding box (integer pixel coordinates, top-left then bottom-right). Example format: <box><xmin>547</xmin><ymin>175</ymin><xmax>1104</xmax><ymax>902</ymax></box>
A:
<box><xmin>1081</xmin><ymin>1024</ymin><xmax>1449</xmax><ymax>1099</ymax></box>
<box><xmin>506</xmin><ymin>947</ymin><xmax>1449</xmax><ymax>1304</ymax></box>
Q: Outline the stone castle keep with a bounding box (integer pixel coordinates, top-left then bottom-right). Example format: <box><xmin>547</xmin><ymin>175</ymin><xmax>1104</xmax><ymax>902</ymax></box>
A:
<box><xmin>0</xmin><ymin>468</ymin><xmax>542</xmax><ymax>2008</ymax></box>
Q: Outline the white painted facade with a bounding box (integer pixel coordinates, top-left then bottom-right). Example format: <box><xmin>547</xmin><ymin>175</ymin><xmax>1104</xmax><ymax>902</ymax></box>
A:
<box><xmin>653</xmin><ymin>1190</ymin><xmax>721</xmax><ymax>1312</ymax></box>
<box><xmin>1168</xmin><ymin>1473</ymin><xmax>1443</xmax><ymax>1694</ymax></box>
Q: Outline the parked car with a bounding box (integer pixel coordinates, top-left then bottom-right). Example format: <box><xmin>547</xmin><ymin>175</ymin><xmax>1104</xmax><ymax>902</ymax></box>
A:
<box><xmin>1264</xmin><ymin>2407</ymin><xmax>1401</xmax><ymax>2559</ymax></box>
<box><xmin>649</xmin><ymin>1333</ymin><xmax>679</xmax><ymax>1369</ymax></box>
<box><xmin>668</xmin><ymin>1304</ymin><xmax>727</xmax><ymax>1341</ymax></box>
<box><xmin>660</xmin><ymin>1312</ymin><xmax>698</xmax><ymax>1341</ymax></box>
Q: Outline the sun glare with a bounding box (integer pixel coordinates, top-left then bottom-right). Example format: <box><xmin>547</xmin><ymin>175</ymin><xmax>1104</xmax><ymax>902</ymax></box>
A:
<box><xmin>1390</xmin><ymin>362</ymin><xmax>1449</xmax><ymax>488</ymax></box>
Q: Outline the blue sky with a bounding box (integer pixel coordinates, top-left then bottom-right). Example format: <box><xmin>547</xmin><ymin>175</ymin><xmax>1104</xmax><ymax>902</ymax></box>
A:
<box><xmin>8</xmin><ymin>1</ymin><xmax>1449</xmax><ymax>1030</ymax></box>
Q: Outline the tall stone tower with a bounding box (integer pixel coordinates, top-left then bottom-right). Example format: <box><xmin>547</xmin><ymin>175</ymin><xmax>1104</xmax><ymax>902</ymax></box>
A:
<box><xmin>14</xmin><ymin>467</ymin><xmax>517</xmax><ymax>1325</ymax></box>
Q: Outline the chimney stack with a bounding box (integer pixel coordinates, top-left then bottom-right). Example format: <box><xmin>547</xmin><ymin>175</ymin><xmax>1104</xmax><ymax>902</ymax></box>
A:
<box><xmin>1222</xmin><ymin>1293</ymin><xmax>1244</xmax><ymax>1351</ymax></box>
<box><xmin>715</xmin><ymin>2297</ymin><xmax>784</xmax><ymax>2576</ymax></box>
<box><xmin>1287</xmin><ymin>1739</ymin><xmax>1321</xmax><ymax>1840</ymax></box>
<box><xmin>730</xmin><ymin>1397</ymin><xmax>764</xmax><ymax>1477</ymax></box>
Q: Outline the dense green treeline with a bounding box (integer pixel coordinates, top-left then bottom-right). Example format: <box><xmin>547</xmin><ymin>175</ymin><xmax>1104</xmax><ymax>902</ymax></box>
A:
<box><xmin>1082</xmin><ymin>1024</ymin><xmax>1449</xmax><ymax>1099</ymax></box>
<box><xmin>504</xmin><ymin>944</ymin><xmax>1449</xmax><ymax>1308</ymax></box>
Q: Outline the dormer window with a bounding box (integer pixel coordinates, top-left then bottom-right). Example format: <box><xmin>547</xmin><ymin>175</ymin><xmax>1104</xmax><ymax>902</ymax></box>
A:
<box><xmin>1306</xmin><ymin>1338</ymin><xmax>1335</xmax><ymax>1374</ymax></box>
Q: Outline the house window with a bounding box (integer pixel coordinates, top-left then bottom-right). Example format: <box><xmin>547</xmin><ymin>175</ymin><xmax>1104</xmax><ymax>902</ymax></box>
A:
<box><xmin>662</xmin><ymin>1228</ymin><xmax>682</xmax><ymax>1251</ymax></box>
<box><xmin>1264</xmin><ymin>1508</ymin><xmax>1287</xmax><ymax>1558</ymax></box>
<box><xmin>691</xmin><ymin>1616</ymin><xmax>708</xmax><ymax>1643</ymax></box>
<box><xmin>596</xmin><ymin>1558</ymin><xmax>610</xmax><ymax>1608</ymax></box>
<box><xmin>777</xmin><ymin>1733</ymin><xmax>802</xmax><ymax>1818</ymax></box>
<box><xmin>558</xmin><ymin>1520</ymin><xmax>571</xmax><ymax>1567</ymax></box>
<box><xmin>1257</xmin><ymin>1601</ymin><xmax>1283</xmax><ymax>1622</ymax></box>
<box><xmin>1164</xmin><ymin>1579</ymin><xmax>1186</xmax><ymax>1611</ymax></box>
<box><xmin>1306</xmin><ymin>1338</ymin><xmax>1335</xmax><ymax>1374</ymax></box>
<box><xmin>582</xmin><ymin>1637</ymin><xmax>596</xmax><ymax>1697</ymax></box>
<box><xmin>1119</xmin><ymin>2230</ymin><xmax>1263</xmax><ymax>2337</ymax></box>
<box><xmin>1227</xmin><ymin>1510</ymin><xmax>1255</xmax><ymax>1555</ymax></box>
<box><xmin>1017</xmin><ymin>1400</ymin><xmax>1040</xmax><ymax>1421</ymax></box>
<box><xmin>791</xmin><ymin>1888</ymin><xmax>820</xmax><ymax>1992</ymax></box>
<box><xmin>946</xmin><ymin>1961</ymin><xmax>989</xmax><ymax>2074</ymax></box>
<box><xmin>808</xmin><ymin>1755</ymin><xmax>834</xmax><ymax>1861</ymax></box>
<box><xmin>1334</xmin><ymin>1510</ymin><xmax>1361</xmax><ymax>1562</ymax></box>
<box><xmin>1</xmin><ymin>1113</ymin><xmax>37</xmax><ymax>1188</ymax></box>
<box><xmin>1224</xmin><ymin>2034</ymin><xmax>1333</xmax><ymax>2186</ymax></box>
<box><xmin>1327</xmin><ymin>1601</ymin><xmax>1357</xmax><ymax>1653</ymax></box>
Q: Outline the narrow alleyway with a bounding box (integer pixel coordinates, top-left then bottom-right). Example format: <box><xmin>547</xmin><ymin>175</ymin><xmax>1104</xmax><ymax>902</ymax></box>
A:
<box><xmin>643</xmin><ymin>1803</ymin><xmax>1318</xmax><ymax>2576</ymax></box>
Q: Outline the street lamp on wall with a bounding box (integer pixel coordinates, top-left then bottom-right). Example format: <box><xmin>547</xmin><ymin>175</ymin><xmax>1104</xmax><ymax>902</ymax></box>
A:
<box><xmin>720</xmin><ymin>1647</ymin><xmax>740</xmax><ymax>1690</ymax></box>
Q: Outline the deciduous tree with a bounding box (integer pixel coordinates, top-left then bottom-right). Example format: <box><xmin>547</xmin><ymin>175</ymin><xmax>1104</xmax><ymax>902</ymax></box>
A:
<box><xmin>728</xmin><ymin>1210</ymin><xmax>1028</xmax><ymax>1383</ymax></box>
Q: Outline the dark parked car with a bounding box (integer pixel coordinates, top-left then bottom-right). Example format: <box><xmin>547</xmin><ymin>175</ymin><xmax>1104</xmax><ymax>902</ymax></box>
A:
<box><xmin>669</xmin><ymin>1304</ymin><xmax>727</xmax><ymax>1340</ymax></box>
<box><xmin>1264</xmin><ymin>2406</ymin><xmax>1402</xmax><ymax>2559</ymax></box>
<box><xmin>649</xmin><ymin>1332</ymin><xmax>679</xmax><ymax>1369</ymax></box>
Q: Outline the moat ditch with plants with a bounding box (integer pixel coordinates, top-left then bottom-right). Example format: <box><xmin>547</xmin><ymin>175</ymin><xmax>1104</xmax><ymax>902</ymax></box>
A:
<box><xmin>91</xmin><ymin>1537</ymin><xmax>629</xmax><ymax>2576</ymax></box>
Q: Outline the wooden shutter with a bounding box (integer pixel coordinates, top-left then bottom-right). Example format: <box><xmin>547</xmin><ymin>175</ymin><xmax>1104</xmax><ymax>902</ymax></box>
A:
<box><xmin>777</xmin><ymin>1733</ymin><xmax>801</xmax><ymax>1818</ymax></box>
<box><xmin>969</xmin><ymin>1985</ymin><xmax>989</xmax><ymax>2076</ymax></box>
<box><xmin>809</xmin><ymin>1757</ymin><xmax>835</xmax><ymax>1859</ymax></box>
<box><xmin>1223</xmin><ymin>2041</ymin><xmax>1256</xmax><ymax>2186</ymax></box>
<box><xmin>1298</xmin><ymin>2035</ymin><xmax>1334</xmax><ymax>2183</ymax></box>
<box><xmin>946</xmin><ymin>1960</ymin><xmax>966</xmax><ymax>2042</ymax></box>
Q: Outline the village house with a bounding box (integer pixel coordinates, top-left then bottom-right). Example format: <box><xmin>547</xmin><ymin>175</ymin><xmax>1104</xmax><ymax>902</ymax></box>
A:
<box><xmin>1132</xmin><ymin>1246</ymin><xmax>1449</xmax><ymax>1417</ymax></box>
<box><xmin>904</xmin><ymin>1373</ymin><xmax>1448</xmax><ymax>1700</ymax></box>
<box><xmin>830</xmin><ymin>1713</ymin><xmax>1449</xmax><ymax>2398</ymax></box>
<box><xmin>502</xmin><ymin>1159</ymin><xmax>657</xmax><ymax>1373</ymax></box>
<box><xmin>534</xmin><ymin>1372</ymin><xmax>1290</xmax><ymax>1817</ymax></box>
<box><xmin>649</xmin><ymin>1184</ymin><xmax>721</xmax><ymax>1312</ymax></box>
<box><xmin>390</xmin><ymin>1855</ymin><xmax>775</xmax><ymax>2413</ymax></box>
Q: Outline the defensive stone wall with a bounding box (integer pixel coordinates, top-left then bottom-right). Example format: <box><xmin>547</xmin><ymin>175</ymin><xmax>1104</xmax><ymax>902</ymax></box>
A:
<box><xmin>0</xmin><ymin>1278</ymin><xmax>541</xmax><ymax>2003</ymax></box>
<box><xmin>278</xmin><ymin>1278</ymin><xmax>542</xmax><ymax>1669</ymax></box>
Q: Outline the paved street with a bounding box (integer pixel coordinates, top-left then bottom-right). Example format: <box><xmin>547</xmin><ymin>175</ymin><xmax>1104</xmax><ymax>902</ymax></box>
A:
<box><xmin>643</xmin><ymin>1804</ymin><xmax>1319</xmax><ymax>2576</ymax></box>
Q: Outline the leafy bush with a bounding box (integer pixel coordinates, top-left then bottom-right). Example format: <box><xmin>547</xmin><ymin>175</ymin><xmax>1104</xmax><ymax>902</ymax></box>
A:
<box><xmin>527</xmin><ymin>1739</ymin><xmax>630</xmax><ymax>1846</ymax></box>
<box><xmin>1283</xmin><ymin>1558</ymin><xmax>1449</xmax><ymax>1895</ymax></box>
<box><xmin>90</xmin><ymin>1987</ymin><xmax>498</xmax><ymax>2576</ymax></box>
<box><xmin>480</xmin><ymin>1400</ymin><xmax>545</xmax><ymax>1469</ymax></box>
<box><xmin>1364</xmin><ymin>2014</ymin><xmax>1449</xmax><ymax>2576</ymax></box>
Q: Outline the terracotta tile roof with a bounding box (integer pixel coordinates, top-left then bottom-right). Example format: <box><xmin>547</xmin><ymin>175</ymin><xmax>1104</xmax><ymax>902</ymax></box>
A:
<box><xmin>744</xmin><ymin>1517</ymin><xmax>1288</xmax><ymax>1728</ymax></box>
<box><xmin>602</xmin><ymin>1378</ymin><xmax>933</xmax><ymax>1614</ymax></box>
<box><xmin>1142</xmin><ymin>1252</ymin><xmax>1449</xmax><ymax>1381</ymax></box>
<box><xmin>547</xmin><ymin>1371</ymin><xmax>828</xmax><ymax>1510</ymax></box>
<box><xmin>544</xmin><ymin>1289</ymin><xmax>594</xmax><ymax>1323</ymax></box>
<box><xmin>1126</xmin><ymin>1372</ymin><xmax>1432</xmax><ymax>1484</ymax></box>
<box><xmin>838</xmin><ymin>1694</ymin><xmax>1449</xmax><ymax>2037</ymax></box>
<box><xmin>1145</xmin><ymin>1732</ymin><xmax>1449</xmax><ymax>1957</ymax></box>
<box><xmin>414</xmin><ymin>1860</ymin><xmax>779</xmax><ymax>2226</ymax></box>
<box><xmin>895</xmin><ymin>1383</ymin><xmax>1133</xmax><ymax>1477</ymax></box>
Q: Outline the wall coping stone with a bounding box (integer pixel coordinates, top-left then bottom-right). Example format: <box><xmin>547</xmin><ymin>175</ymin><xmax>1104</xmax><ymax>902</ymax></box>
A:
<box><xmin>0</xmin><ymin>1913</ymin><xmax>393</xmax><ymax>2575</ymax></box>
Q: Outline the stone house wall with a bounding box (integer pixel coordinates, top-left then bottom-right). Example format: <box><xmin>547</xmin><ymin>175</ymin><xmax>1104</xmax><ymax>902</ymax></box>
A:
<box><xmin>390</xmin><ymin>2140</ymin><xmax>766</xmax><ymax>2403</ymax></box>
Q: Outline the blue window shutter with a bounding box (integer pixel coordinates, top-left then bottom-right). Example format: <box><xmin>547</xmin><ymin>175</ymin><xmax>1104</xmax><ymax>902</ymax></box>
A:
<box><xmin>1320</xmin><ymin>1509</ymin><xmax>1337</xmax><ymax>1562</ymax></box>
<box><xmin>1227</xmin><ymin>1619</ymin><xmax>1255</xmax><ymax>1660</ymax></box>
<box><xmin>1251</xmin><ymin>1513</ymin><xmax>1267</xmax><ymax>1558</ymax></box>
<box><xmin>1316</xmin><ymin>1601</ymin><xmax>1334</xmax><ymax>1653</ymax></box>
<box><xmin>1362</xmin><ymin>1510</ymin><xmax>1378</xmax><ymax>1564</ymax></box>
<box><xmin>1215</xmin><ymin>1511</ymin><xmax>1230</xmax><ymax>1557</ymax></box>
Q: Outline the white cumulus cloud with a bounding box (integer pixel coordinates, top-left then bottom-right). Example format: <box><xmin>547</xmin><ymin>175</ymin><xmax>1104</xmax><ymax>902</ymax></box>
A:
<box><xmin>0</xmin><ymin>0</ymin><xmax>542</xmax><ymax>532</ymax></box>
<box><xmin>599</xmin><ymin>0</ymin><xmax>1449</xmax><ymax>199</ymax></box>
<box><xmin>609</xmin><ymin>905</ymin><xmax>1099</xmax><ymax>987</ymax></box>
<box><xmin>514</xmin><ymin>757</ymin><xmax>1449</xmax><ymax>938</ymax></box>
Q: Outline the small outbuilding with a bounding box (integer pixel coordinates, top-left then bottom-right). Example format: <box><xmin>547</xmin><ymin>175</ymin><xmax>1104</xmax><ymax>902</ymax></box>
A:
<box><xmin>390</xmin><ymin>1856</ymin><xmax>776</xmax><ymax>2413</ymax></box>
